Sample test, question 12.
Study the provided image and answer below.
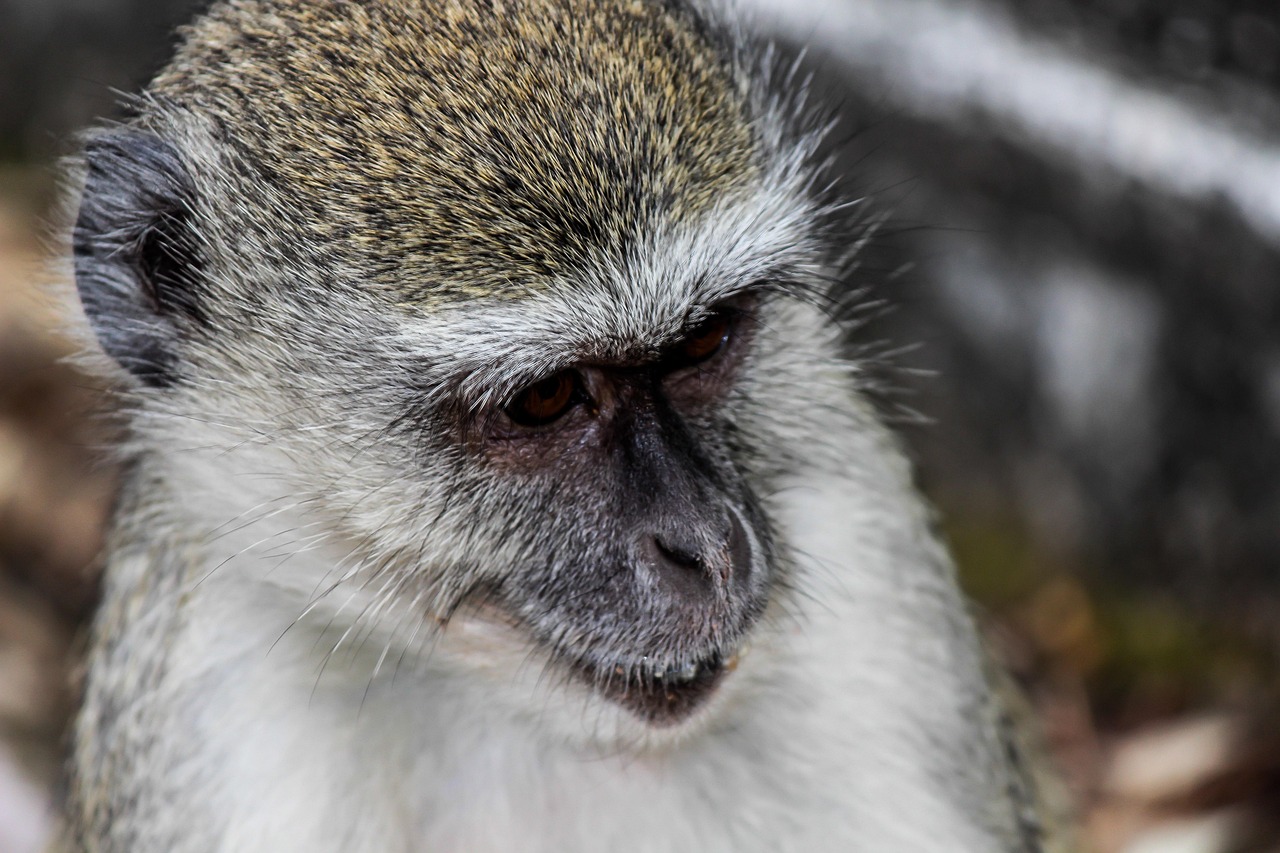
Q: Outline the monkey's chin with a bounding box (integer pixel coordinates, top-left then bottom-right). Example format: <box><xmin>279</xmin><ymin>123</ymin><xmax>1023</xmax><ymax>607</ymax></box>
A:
<box><xmin>567</xmin><ymin>649</ymin><xmax>734</xmax><ymax>728</ymax></box>
<box><xmin>436</xmin><ymin>602</ymin><xmax>747</xmax><ymax>733</ymax></box>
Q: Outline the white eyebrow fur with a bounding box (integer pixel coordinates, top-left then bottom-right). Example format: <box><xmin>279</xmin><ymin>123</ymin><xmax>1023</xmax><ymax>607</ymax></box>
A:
<box><xmin>390</xmin><ymin>181</ymin><xmax>829</xmax><ymax>413</ymax></box>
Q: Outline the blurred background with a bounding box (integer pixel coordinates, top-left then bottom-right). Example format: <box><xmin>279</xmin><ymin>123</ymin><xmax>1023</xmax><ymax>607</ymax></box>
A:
<box><xmin>0</xmin><ymin>0</ymin><xmax>1278</xmax><ymax>850</ymax></box>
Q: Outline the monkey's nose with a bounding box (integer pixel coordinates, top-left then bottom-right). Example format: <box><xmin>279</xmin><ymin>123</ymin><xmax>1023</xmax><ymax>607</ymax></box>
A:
<box><xmin>645</xmin><ymin>533</ymin><xmax>717</xmax><ymax>605</ymax></box>
<box><xmin>643</xmin><ymin>518</ymin><xmax>746</xmax><ymax>605</ymax></box>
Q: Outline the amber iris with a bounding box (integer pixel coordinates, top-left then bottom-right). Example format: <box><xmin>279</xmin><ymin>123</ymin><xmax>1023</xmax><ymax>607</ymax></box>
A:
<box><xmin>506</xmin><ymin>371</ymin><xmax>578</xmax><ymax>426</ymax></box>
<box><xmin>678</xmin><ymin>310</ymin><xmax>732</xmax><ymax>364</ymax></box>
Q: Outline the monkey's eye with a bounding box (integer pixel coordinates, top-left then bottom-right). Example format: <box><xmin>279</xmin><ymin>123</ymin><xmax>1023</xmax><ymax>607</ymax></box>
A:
<box><xmin>504</xmin><ymin>370</ymin><xmax>581</xmax><ymax>427</ymax></box>
<box><xmin>675</xmin><ymin>309</ymin><xmax>733</xmax><ymax>366</ymax></box>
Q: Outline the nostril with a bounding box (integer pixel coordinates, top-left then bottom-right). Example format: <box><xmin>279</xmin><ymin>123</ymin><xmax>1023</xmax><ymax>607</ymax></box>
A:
<box><xmin>643</xmin><ymin>534</ymin><xmax>716</xmax><ymax>605</ymax></box>
<box><xmin>654</xmin><ymin>536</ymin><xmax>704</xmax><ymax>572</ymax></box>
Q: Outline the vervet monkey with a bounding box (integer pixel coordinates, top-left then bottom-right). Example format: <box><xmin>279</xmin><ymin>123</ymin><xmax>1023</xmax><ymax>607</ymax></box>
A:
<box><xmin>64</xmin><ymin>0</ymin><xmax>1055</xmax><ymax>849</ymax></box>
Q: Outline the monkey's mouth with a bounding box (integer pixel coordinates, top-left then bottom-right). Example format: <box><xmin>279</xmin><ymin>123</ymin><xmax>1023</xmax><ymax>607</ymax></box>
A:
<box><xmin>568</xmin><ymin>649</ymin><xmax>738</xmax><ymax>726</ymax></box>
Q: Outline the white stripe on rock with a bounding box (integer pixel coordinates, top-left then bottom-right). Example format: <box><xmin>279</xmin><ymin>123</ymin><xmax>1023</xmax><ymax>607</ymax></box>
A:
<box><xmin>742</xmin><ymin>0</ymin><xmax>1280</xmax><ymax>245</ymax></box>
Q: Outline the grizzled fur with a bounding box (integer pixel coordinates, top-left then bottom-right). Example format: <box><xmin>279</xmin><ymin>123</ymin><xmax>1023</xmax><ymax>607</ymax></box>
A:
<box><xmin>151</xmin><ymin>0</ymin><xmax>758</xmax><ymax>297</ymax></box>
<box><xmin>64</xmin><ymin>0</ymin><xmax>1054</xmax><ymax>850</ymax></box>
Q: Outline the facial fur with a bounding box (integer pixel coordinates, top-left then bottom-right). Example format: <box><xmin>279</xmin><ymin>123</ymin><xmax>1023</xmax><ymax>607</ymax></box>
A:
<box><xmin>72</xmin><ymin>0</ymin><xmax>850</xmax><ymax>736</ymax></box>
<box><xmin>60</xmin><ymin>3</ymin><xmax>1054</xmax><ymax>845</ymax></box>
<box><xmin>63</xmin><ymin>2</ymin><xmax>1056</xmax><ymax>849</ymax></box>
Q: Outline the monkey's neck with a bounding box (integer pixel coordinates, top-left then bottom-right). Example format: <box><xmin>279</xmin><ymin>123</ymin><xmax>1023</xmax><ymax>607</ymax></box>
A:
<box><xmin>89</xmin><ymin>455</ymin><xmax>1020</xmax><ymax>852</ymax></box>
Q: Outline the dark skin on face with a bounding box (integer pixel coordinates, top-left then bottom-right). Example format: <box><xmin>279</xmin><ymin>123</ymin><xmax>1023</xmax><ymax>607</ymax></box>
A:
<box><xmin>476</xmin><ymin>298</ymin><xmax>765</xmax><ymax>725</ymax></box>
<box><xmin>500</xmin><ymin>305</ymin><xmax>739</xmax><ymax>429</ymax></box>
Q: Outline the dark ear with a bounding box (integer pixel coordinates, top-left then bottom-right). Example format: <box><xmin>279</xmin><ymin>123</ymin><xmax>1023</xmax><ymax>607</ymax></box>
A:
<box><xmin>74</xmin><ymin>131</ymin><xmax>206</xmax><ymax>387</ymax></box>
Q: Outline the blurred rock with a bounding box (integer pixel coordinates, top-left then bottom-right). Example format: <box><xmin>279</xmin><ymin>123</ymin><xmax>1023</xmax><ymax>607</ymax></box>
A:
<box><xmin>1105</xmin><ymin>715</ymin><xmax>1237</xmax><ymax>804</ymax></box>
<box><xmin>0</xmin><ymin>167</ymin><xmax>111</xmax><ymax>853</ymax></box>
<box><xmin>0</xmin><ymin>740</ymin><xmax>52</xmax><ymax>853</ymax></box>
<box><xmin>0</xmin><ymin>574</ymin><xmax>70</xmax><ymax>728</ymax></box>
<box><xmin>0</xmin><ymin>172</ymin><xmax>114</xmax><ymax>620</ymax></box>
<box><xmin>1121</xmin><ymin>809</ymin><xmax>1246</xmax><ymax>853</ymax></box>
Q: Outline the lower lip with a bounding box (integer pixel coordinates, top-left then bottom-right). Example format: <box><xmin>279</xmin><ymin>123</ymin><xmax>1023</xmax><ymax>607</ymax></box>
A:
<box><xmin>572</xmin><ymin>651</ymin><xmax>733</xmax><ymax>727</ymax></box>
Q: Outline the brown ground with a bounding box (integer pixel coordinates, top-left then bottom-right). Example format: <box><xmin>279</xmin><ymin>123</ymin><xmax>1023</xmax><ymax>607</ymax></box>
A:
<box><xmin>0</xmin><ymin>169</ymin><xmax>1277</xmax><ymax>853</ymax></box>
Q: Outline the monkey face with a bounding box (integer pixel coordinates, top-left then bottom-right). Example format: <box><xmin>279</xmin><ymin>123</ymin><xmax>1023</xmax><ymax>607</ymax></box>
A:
<box><xmin>457</xmin><ymin>299</ymin><xmax>774</xmax><ymax>726</ymax></box>
<box><xmin>68</xmin><ymin>0</ymin><xmax>849</xmax><ymax>737</ymax></box>
<box><xmin>70</xmin><ymin>121</ymin><xmax>838</xmax><ymax>737</ymax></box>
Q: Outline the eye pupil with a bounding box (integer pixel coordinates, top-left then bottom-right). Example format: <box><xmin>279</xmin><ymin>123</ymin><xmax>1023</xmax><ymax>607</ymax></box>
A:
<box><xmin>532</xmin><ymin>376</ymin><xmax>563</xmax><ymax>400</ymax></box>
<box><xmin>506</xmin><ymin>371</ymin><xmax>577</xmax><ymax>426</ymax></box>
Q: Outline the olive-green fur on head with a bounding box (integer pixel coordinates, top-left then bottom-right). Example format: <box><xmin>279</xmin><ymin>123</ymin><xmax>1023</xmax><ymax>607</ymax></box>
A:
<box><xmin>148</xmin><ymin>0</ymin><xmax>760</xmax><ymax>303</ymax></box>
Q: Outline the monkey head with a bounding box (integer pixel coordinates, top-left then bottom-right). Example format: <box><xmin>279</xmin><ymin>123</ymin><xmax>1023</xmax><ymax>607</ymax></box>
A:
<box><xmin>71</xmin><ymin>0</ymin><xmax>856</xmax><ymax>738</ymax></box>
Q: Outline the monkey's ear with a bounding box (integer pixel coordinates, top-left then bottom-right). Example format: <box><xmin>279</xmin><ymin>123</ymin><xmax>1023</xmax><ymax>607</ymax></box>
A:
<box><xmin>73</xmin><ymin>131</ymin><xmax>206</xmax><ymax>387</ymax></box>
